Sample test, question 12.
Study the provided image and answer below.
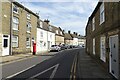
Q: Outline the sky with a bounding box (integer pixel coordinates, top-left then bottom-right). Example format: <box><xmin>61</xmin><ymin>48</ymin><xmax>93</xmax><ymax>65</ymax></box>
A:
<box><xmin>17</xmin><ymin>0</ymin><xmax>98</xmax><ymax>36</ymax></box>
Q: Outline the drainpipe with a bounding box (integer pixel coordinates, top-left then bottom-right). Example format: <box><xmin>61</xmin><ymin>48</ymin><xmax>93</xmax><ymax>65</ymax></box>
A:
<box><xmin>10</xmin><ymin>1</ymin><xmax>13</xmax><ymax>55</ymax></box>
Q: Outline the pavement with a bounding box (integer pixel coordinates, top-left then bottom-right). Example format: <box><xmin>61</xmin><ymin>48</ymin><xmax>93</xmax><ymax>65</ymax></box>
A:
<box><xmin>77</xmin><ymin>49</ymin><xmax>116</xmax><ymax>79</ymax></box>
<box><xmin>0</xmin><ymin>51</ymin><xmax>58</xmax><ymax>64</ymax></box>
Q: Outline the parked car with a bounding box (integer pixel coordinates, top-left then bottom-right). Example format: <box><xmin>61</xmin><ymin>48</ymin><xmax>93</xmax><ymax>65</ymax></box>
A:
<box><xmin>60</xmin><ymin>44</ymin><xmax>68</xmax><ymax>50</ymax></box>
<box><xmin>50</xmin><ymin>45</ymin><xmax>61</xmax><ymax>52</ymax></box>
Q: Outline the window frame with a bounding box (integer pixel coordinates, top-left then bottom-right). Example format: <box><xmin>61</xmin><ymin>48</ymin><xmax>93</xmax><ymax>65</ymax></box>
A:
<box><xmin>40</xmin><ymin>31</ymin><xmax>43</xmax><ymax>38</ymax></box>
<box><xmin>12</xmin><ymin>35</ymin><xmax>18</xmax><ymax>48</ymax></box>
<box><xmin>56</xmin><ymin>30</ymin><xmax>58</xmax><ymax>34</ymax></box>
<box><xmin>13</xmin><ymin>5</ymin><xmax>19</xmax><ymax>14</ymax></box>
<box><xmin>93</xmin><ymin>38</ymin><xmax>95</xmax><ymax>55</ymax></box>
<box><xmin>26</xmin><ymin>37</ymin><xmax>31</xmax><ymax>48</ymax></box>
<box><xmin>40</xmin><ymin>21</ymin><xmax>43</xmax><ymax>28</ymax></box>
<box><xmin>92</xmin><ymin>17</ymin><xmax>95</xmax><ymax>31</ymax></box>
<box><xmin>27</xmin><ymin>13</ymin><xmax>31</xmax><ymax>20</ymax></box>
<box><xmin>49</xmin><ymin>26</ymin><xmax>52</xmax><ymax>31</ymax></box>
<box><xmin>13</xmin><ymin>16</ymin><xmax>19</xmax><ymax>31</ymax></box>
<box><xmin>100</xmin><ymin>3</ymin><xmax>105</xmax><ymax>24</ymax></box>
<box><xmin>26</xmin><ymin>22</ymin><xmax>32</xmax><ymax>33</ymax></box>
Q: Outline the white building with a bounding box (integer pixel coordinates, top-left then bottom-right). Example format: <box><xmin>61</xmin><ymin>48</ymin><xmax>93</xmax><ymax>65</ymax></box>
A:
<box><xmin>47</xmin><ymin>25</ymin><xmax>55</xmax><ymax>50</ymax></box>
<box><xmin>36</xmin><ymin>20</ymin><xmax>55</xmax><ymax>53</ymax></box>
<box><xmin>70</xmin><ymin>32</ymin><xmax>79</xmax><ymax>46</ymax></box>
<box><xmin>78</xmin><ymin>35</ymin><xmax>86</xmax><ymax>47</ymax></box>
<box><xmin>36</xmin><ymin>20</ymin><xmax>48</xmax><ymax>54</ymax></box>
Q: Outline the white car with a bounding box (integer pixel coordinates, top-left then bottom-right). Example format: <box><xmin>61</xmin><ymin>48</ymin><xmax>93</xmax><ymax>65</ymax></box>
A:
<box><xmin>50</xmin><ymin>45</ymin><xmax>61</xmax><ymax>52</ymax></box>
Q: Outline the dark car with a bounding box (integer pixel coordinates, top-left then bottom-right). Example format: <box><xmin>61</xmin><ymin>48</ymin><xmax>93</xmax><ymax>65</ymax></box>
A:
<box><xmin>60</xmin><ymin>44</ymin><xmax>68</xmax><ymax>50</ymax></box>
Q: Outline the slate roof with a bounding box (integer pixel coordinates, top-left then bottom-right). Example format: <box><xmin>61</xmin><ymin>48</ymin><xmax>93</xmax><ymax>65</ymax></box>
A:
<box><xmin>42</xmin><ymin>21</ymin><xmax>49</xmax><ymax>31</ymax></box>
<box><xmin>13</xmin><ymin>2</ymin><xmax>39</xmax><ymax>18</ymax></box>
<box><xmin>70</xmin><ymin>34</ymin><xmax>78</xmax><ymax>38</ymax></box>
<box><xmin>64</xmin><ymin>33</ymin><xmax>73</xmax><ymax>40</ymax></box>
<box><xmin>50</xmin><ymin>25</ymin><xmax>64</xmax><ymax>37</ymax></box>
<box><xmin>77</xmin><ymin>35</ymin><xmax>86</xmax><ymax>39</ymax></box>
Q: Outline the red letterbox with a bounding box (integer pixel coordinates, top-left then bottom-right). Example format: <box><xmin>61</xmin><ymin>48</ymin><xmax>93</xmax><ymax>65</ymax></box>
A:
<box><xmin>33</xmin><ymin>43</ymin><xmax>36</xmax><ymax>55</ymax></box>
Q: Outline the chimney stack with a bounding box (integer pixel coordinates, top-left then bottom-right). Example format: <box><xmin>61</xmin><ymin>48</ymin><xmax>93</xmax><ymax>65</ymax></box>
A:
<box><xmin>68</xmin><ymin>31</ymin><xmax>71</xmax><ymax>34</ymax></box>
<box><xmin>76</xmin><ymin>33</ymin><xmax>78</xmax><ymax>36</ymax></box>
<box><xmin>44</xmin><ymin>19</ymin><xmax>50</xmax><ymax>24</ymax></box>
<box><xmin>73</xmin><ymin>32</ymin><xmax>76</xmax><ymax>34</ymax></box>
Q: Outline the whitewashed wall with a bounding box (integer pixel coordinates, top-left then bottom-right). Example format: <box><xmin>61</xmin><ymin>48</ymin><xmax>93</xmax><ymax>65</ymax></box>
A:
<box><xmin>73</xmin><ymin>38</ymin><xmax>78</xmax><ymax>45</ymax></box>
<box><xmin>47</xmin><ymin>31</ymin><xmax>55</xmax><ymax>50</ymax></box>
<box><xmin>36</xmin><ymin>28</ymin><xmax>48</xmax><ymax>53</ymax></box>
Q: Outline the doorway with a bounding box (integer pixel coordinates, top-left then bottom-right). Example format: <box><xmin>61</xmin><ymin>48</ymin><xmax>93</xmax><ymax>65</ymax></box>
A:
<box><xmin>2</xmin><ymin>35</ymin><xmax>10</xmax><ymax>56</ymax></box>
<box><xmin>109</xmin><ymin>35</ymin><xmax>119</xmax><ymax>79</ymax></box>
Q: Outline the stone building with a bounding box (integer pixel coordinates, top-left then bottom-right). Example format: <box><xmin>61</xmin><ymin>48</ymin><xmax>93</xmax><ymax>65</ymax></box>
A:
<box><xmin>64</xmin><ymin>31</ymin><xmax>73</xmax><ymax>45</ymax></box>
<box><xmin>86</xmin><ymin>2</ymin><xmax>120</xmax><ymax>79</ymax></box>
<box><xmin>1</xmin><ymin>1</ymin><xmax>39</xmax><ymax>56</ymax></box>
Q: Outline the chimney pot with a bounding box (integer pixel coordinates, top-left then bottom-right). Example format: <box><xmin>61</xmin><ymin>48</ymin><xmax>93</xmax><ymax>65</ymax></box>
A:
<box><xmin>44</xmin><ymin>19</ymin><xmax>50</xmax><ymax>24</ymax></box>
<box><xmin>68</xmin><ymin>31</ymin><xmax>71</xmax><ymax>34</ymax></box>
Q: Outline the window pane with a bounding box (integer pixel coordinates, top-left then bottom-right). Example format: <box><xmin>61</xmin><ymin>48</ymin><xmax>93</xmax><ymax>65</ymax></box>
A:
<box><xmin>4</xmin><ymin>39</ymin><xmax>8</xmax><ymax>47</ymax></box>
<box><xmin>26</xmin><ymin>38</ymin><xmax>30</xmax><ymax>47</ymax></box>
<box><xmin>27</xmin><ymin>13</ymin><xmax>31</xmax><ymax>19</ymax></box>
<box><xmin>100</xmin><ymin>3</ymin><xmax>105</xmax><ymax>24</ymax></box>
<box><xmin>13</xmin><ymin>23</ymin><xmax>18</xmax><ymax>30</ymax></box>
<box><xmin>13</xmin><ymin>6</ymin><xmax>18</xmax><ymax>13</ymax></box>
<box><xmin>12</xmin><ymin>36</ymin><xmax>18</xmax><ymax>47</ymax></box>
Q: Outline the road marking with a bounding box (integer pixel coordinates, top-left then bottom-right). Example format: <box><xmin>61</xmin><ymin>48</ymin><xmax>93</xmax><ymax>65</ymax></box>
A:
<box><xmin>6</xmin><ymin>64</ymin><xmax>36</xmax><ymax>78</ymax></box>
<box><xmin>70</xmin><ymin>54</ymin><xmax>76</xmax><ymax>79</ymax></box>
<box><xmin>30</xmin><ymin>64</ymin><xmax>59</xmax><ymax>79</ymax></box>
<box><xmin>70</xmin><ymin>53</ymin><xmax>78</xmax><ymax>80</ymax></box>
<box><xmin>73</xmin><ymin>55</ymin><xmax>77</xmax><ymax>80</ymax></box>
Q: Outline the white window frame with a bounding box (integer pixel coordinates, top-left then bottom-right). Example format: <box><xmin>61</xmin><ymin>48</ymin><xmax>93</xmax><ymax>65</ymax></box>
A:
<box><xmin>60</xmin><ymin>31</ymin><xmax>63</xmax><ymax>35</ymax></box>
<box><xmin>40</xmin><ymin>31</ymin><xmax>43</xmax><ymax>38</ymax></box>
<box><xmin>100</xmin><ymin>36</ymin><xmax>106</xmax><ymax>62</ymax></box>
<box><xmin>13</xmin><ymin>16</ymin><xmax>19</xmax><ymax>30</ymax></box>
<box><xmin>49</xmin><ymin>26</ymin><xmax>52</xmax><ymax>31</ymax></box>
<box><xmin>12</xmin><ymin>35</ymin><xmax>18</xmax><ymax>48</ymax></box>
<box><xmin>40</xmin><ymin>41</ymin><xmax>43</xmax><ymax>47</ymax></box>
<box><xmin>26</xmin><ymin>37</ymin><xmax>31</xmax><ymax>48</ymax></box>
<box><xmin>27</xmin><ymin>13</ymin><xmax>31</xmax><ymax>19</ymax></box>
<box><xmin>26</xmin><ymin>22</ymin><xmax>31</xmax><ymax>33</ymax></box>
<box><xmin>50</xmin><ymin>34</ymin><xmax>52</xmax><ymax>39</ymax></box>
<box><xmin>92</xmin><ymin>17</ymin><xmax>95</xmax><ymax>31</ymax></box>
<box><xmin>93</xmin><ymin>38</ymin><xmax>95</xmax><ymax>55</ymax></box>
<box><xmin>13</xmin><ymin>5</ymin><xmax>19</xmax><ymax>14</ymax></box>
<box><xmin>40</xmin><ymin>21</ymin><xmax>43</xmax><ymax>28</ymax></box>
<box><xmin>100</xmin><ymin>3</ymin><xmax>105</xmax><ymax>24</ymax></box>
<box><xmin>56</xmin><ymin>30</ymin><xmax>58</xmax><ymax>34</ymax></box>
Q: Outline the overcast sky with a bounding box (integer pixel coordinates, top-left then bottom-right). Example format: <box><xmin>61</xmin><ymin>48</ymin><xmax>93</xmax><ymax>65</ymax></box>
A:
<box><xmin>17</xmin><ymin>0</ymin><xmax>98</xmax><ymax>36</ymax></box>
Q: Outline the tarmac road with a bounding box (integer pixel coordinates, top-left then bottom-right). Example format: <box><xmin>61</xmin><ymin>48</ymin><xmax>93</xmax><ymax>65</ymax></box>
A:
<box><xmin>3</xmin><ymin>49</ymin><xmax>79</xmax><ymax>80</ymax></box>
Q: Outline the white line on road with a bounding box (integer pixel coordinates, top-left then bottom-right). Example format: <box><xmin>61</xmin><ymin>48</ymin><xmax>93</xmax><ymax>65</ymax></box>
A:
<box><xmin>6</xmin><ymin>64</ymin><xmax>36</xmax><ymax>78</ymax></box>
<box><xmin>49</xmin><ymin>64</ymin><xmax>59</xmax><ymax>79</ymax></box>
<box><xmin>30</xmin><ymin>64</ymin><xmax>59</xmax><ymax>79</ymax></box>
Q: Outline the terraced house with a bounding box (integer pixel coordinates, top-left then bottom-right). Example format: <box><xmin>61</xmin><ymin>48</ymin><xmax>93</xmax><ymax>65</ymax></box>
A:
<box><xmin>70</xmin><ymin>32</ymin><xmax>79</xmax><ymax>46</ymax></box>
<box><xmin>36</xmin><ymin>20</ymin><xmax>48</xmax><ymax>54</ymax></box>
<box><xmin>64</xmin><ymin>31</ymin><xmax>73</xmax><ymax>45</ymax></box>
<box><xmin>44</xmin><ymin>19</ymin><xmax>55</xmax><ymax>51</ymax></box>
<box><xmin>1</xmin><ymin>1</ymin><xmax>39</xmax><ymax>56</ymax></box>
<box><xmin>86</xmin><ymin>2</ymin><xmax>120</xmax><ymax>79</ymax></box>
<box><xmin>51</xmin><ymin>26</ymin><xmax>64</xmax><ymax>45</ymax></box>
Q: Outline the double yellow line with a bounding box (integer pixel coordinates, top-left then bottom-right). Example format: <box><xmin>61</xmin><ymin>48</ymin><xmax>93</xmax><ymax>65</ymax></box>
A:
<box><xmin>70</xmin><ymin>53</ymin><xmax>78</xmax><ymax>80</ymax></box>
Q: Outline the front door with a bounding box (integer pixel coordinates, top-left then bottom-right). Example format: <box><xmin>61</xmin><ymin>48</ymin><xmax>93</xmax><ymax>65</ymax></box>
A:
<box><xmin>2</xmin><ymin>35</ymin><xmax>10</xmax><ymax>56</ymax></box>
<box><xmin>109</xmin><ymin>35</ymin><xmax>119</xmax><ymax>79</ymax></box>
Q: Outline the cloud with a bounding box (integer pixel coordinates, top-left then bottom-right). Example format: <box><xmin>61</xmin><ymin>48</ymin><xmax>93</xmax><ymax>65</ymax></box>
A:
<box><xmin>17</xmin><ymin>1</ymin><xmax>98</xmax><ymax>35</ymax></box>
